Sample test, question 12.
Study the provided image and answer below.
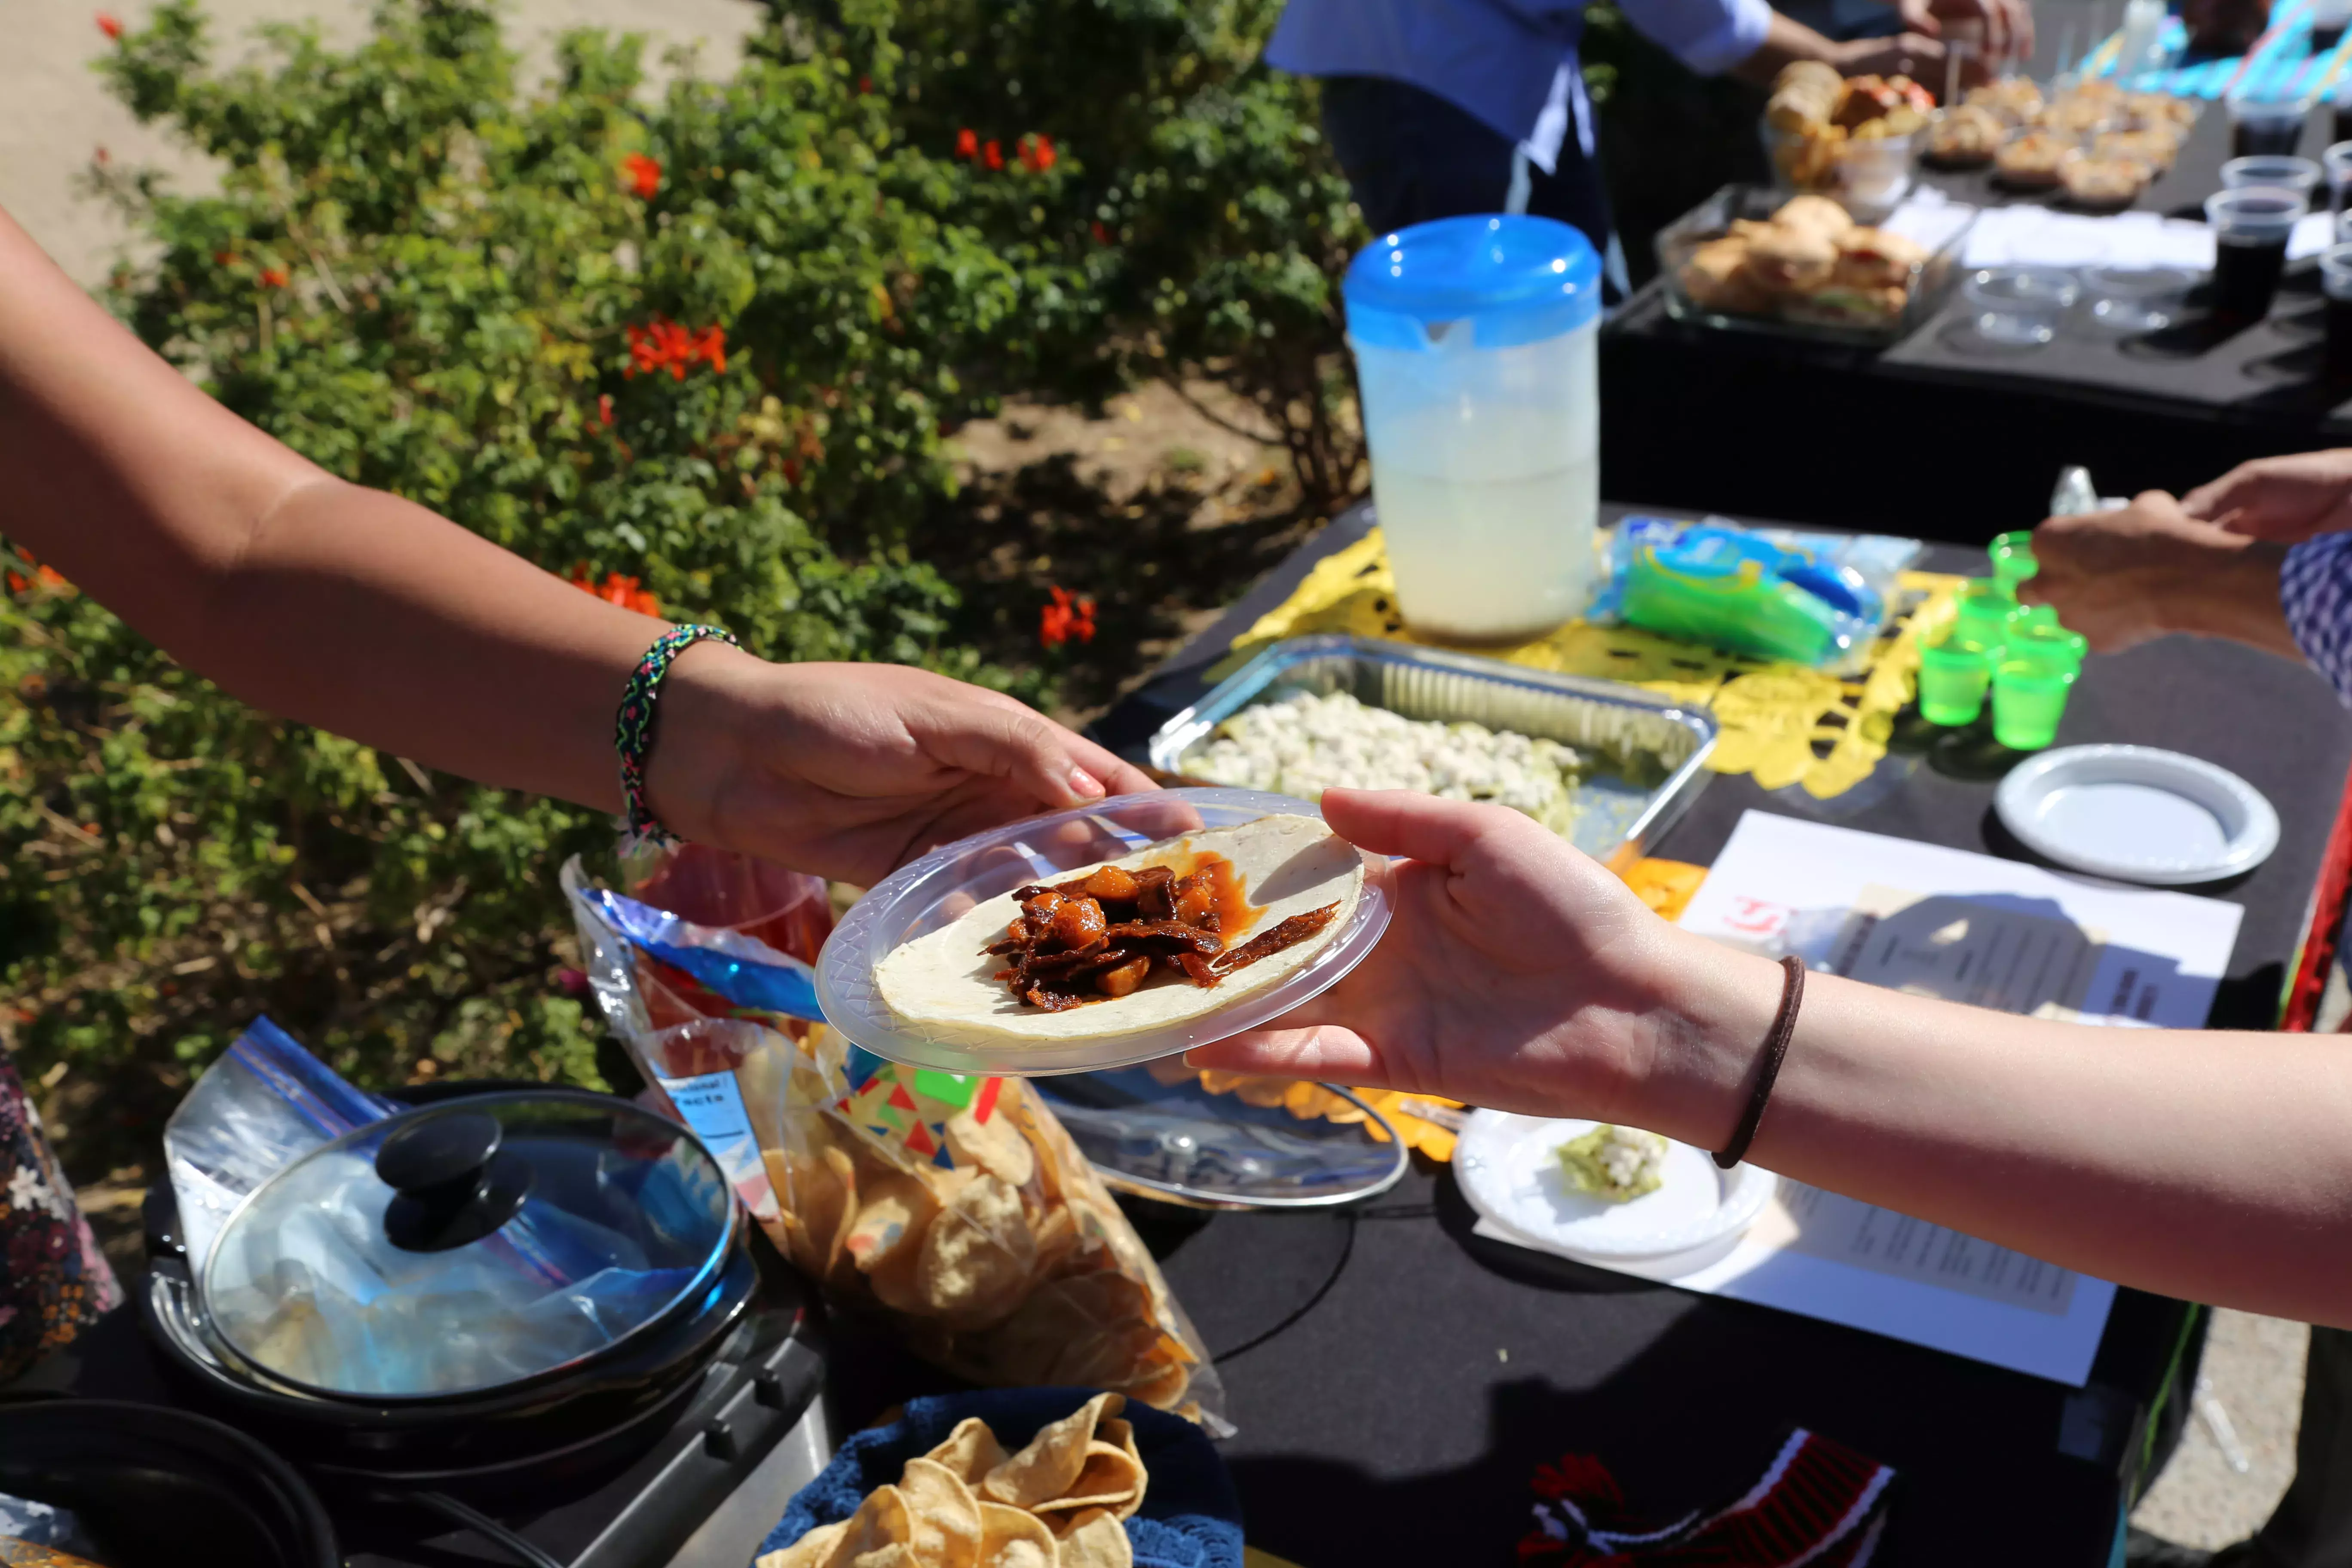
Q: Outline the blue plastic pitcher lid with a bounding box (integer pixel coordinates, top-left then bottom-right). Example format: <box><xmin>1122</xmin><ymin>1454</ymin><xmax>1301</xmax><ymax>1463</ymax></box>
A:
<box><xmin>1343</xmin><ymin>214</ymin><xmax>1602</xmax><ymax>350</ymax></box>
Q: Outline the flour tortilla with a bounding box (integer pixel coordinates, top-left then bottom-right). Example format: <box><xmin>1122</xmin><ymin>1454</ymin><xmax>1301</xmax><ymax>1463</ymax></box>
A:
<box><xmin>874</xmin><ymin>814</ymin><xmax>1362</xmax><ymax>1046</ymax></box>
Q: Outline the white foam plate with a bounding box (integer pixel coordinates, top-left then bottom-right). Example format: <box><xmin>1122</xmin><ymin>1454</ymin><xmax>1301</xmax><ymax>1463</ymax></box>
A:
<box><xmin>1452</xmin><ymin>1110</ymin><xmax>1775</xmax><ymax>1265</ymax></box>
<box><xmin>1994</xmin><ymin>744</ymin><xmax>2278</xmax><ymax>886</ymax></box>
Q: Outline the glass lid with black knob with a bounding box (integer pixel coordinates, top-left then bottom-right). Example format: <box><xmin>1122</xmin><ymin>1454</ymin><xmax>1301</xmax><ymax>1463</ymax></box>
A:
<box><xmin>200</xmin><ymin>1091</ymin><xmax>736</xmax><ymax>1401</ymax></box>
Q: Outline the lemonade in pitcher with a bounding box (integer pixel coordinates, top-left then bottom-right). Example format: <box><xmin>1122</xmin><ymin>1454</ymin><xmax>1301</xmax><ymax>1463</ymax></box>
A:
<box><xmin>1345</xmin><ymin>215</ymin><xmax>1603</xmax><ymax>644</ymax></box>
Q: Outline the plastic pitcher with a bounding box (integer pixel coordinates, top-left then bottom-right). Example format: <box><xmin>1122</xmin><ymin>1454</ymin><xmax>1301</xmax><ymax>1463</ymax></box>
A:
<box><xmin>1344</xmin><ymin>215</ymin><xmax>1604</xmax><ymax>643</ymax></box>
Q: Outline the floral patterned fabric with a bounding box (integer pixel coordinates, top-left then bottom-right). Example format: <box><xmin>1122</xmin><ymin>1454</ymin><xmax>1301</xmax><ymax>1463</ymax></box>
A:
<box><xmin>0</xmin><ymin>1054</ymin><xmax>121</xmax><ymax>1382</ymax></box>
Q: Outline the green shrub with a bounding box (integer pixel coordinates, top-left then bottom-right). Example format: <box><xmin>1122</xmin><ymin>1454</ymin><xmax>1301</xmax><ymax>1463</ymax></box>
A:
<box><xmin>5</xmin><ymin>0</ymin><xmax>1068</xmax><ymax>1107</ymax></box>
<box><xmin>3</xmin><ymin>0</ymin><xmax>1366</xmax><ymax>1133</ymax></box>
<box><xmin>857</xmin><ymin>0</ymin><xmax>1368</xmax><ymax>511</ymax></box>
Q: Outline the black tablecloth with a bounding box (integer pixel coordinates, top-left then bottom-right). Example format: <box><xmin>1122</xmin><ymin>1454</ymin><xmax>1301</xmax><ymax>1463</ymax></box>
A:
<box><xmin>1088</xmin><ymin>501</ymin><xmax>2352</xmax><ymax>1567</ymax></box>
<box><xmin>1602</xmin><ymin>67</ymin><xmax>2352</xmax><ymax>537</ymax></box>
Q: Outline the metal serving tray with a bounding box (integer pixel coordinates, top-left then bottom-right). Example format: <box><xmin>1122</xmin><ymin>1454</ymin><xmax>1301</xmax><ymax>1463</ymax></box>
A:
<box><xmin>1148</xmin><ymin>635</ymin><xmax>1719</xmax><ymax>871</ymax></box>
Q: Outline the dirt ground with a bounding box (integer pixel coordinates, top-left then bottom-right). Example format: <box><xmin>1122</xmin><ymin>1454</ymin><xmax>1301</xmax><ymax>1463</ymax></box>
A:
<box><xmin>3</xmin><ymin>0</ymin><xmax>761</xmax><ymax>288</ymax></box>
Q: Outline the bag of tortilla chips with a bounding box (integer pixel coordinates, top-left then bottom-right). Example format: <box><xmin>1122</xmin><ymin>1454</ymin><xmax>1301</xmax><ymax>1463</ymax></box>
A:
<box><xmin>563</xmin><ymin>845</ymin><xmax>1225</xmax><ymax>1423</ymax></box>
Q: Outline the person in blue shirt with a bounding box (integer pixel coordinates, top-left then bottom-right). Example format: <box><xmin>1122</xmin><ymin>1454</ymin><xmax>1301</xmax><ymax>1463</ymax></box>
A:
<box><xmin>1267</xmin><ymin>0</ymin><xmax>2030</xmax><ymax>283</ymax></box>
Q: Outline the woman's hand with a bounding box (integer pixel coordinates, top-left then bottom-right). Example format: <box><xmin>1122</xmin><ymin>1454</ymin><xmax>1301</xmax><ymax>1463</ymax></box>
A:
<box><xmin>1897</xmin><ymin>0</ymin><xmax>2034</xmax><ymax>70</ymax></box>
<box><xmin>644</xmin><ymin>650</ymin><xmax>1155</xmax><ymax>886</ymax></box>
<box><xmin>1182</xmin><ymin>790</ymin><xmax>1738</xmax><ymax>1128</ymax></box>
<box><xmin>2182</xmin><ymin>450</ymin><xmax>2352</xmax><ymax>544</ymax></box>
<box><xmin>2020</xmin><ymin>493</ymin><xmax>2297</xmax><ymax>658</ymax></box>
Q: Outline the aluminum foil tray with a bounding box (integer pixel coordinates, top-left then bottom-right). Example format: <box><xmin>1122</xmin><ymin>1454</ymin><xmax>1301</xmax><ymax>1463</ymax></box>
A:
<box><xmin>1147</xmin><ymin>635</ymin><xmax>1719</xmax><ymax>869</ymax></box>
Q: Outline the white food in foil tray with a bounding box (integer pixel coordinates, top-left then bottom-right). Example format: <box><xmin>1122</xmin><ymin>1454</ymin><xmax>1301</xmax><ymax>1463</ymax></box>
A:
<box><xmin>1183</xmin><ymin>690</ymin><xmax>1586</xmax><ymax>836</ymax></box>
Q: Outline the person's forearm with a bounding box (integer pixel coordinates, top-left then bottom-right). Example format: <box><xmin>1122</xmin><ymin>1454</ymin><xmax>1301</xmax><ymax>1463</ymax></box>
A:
<box><xmin>1638</xmin><ymin>932</ymin><xmax>2352</xmax><ymax>1323</ymax></box>
<box><xmin>2165</xmin><ymin>540</ymin><xmax>2303</xmax><ymax>661</ymax></box>
<box><xmin>0</xmin><ymin>205</ymin><xmax>668</xmax><ymax>811</ymax></box>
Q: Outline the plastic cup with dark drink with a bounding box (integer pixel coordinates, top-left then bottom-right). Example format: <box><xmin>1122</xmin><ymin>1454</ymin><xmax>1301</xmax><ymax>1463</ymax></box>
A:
<box><xmin>2223</xmin><ymin>154</ymin><xmax>2325</xmax><ymax>202</ymax></box>
<box><xmin>2229</xmin><ymin>89</ymin><xmax>2315</xmax><ymax>158</ymax></box>
<box><xmin>2318</xmin><ymin>0</ymin><xmax>2352</xmax><ymax>50</ymax></box>
<box><xmin>2323</xmin><ymin>243</ymin><xmax>2352</xmax><ymax>381</ymax></box>
<box><xmin>2328</xmin><ymin>143</ymin><xmax>2352</xmax><ymax>217</ymax></box>
<box><xmin>2207</xmin><ymin>187</ymin><xmax>2308</xmax><ymax>320</ymax></box>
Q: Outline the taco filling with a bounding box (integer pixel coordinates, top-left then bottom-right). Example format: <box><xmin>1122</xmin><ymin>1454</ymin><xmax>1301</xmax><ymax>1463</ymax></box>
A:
<box><xmin>987</xmin><ymin>854</ymin><xmax>1338</xmax><ymax>1011</ymax></box>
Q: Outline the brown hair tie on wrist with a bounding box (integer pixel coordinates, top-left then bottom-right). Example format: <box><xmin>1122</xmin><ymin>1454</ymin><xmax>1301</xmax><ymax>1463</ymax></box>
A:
<box><xmin>1714</xmin><ymin>955</ymin><xmax>1806</xmax><ymax>1170</ymax></box>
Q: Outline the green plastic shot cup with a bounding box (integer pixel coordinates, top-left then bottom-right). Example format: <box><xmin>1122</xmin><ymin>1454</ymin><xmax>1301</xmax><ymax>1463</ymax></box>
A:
<box><xmin>1989</xmin><ymin>531</ymin><xmax>2039</xmax><ymax>590</ymax></box>
<box><xmin>1991</xmin><ymin>650</ymin><xmax>2079</xmax><ymax>750</ymax></box>
<box><xmin>2011</xmin><ymin>620</ymin><xmax>2087</xmax><ymax>672</ymax></box>
<box><xmin>1917</xmin><ymin>635</ymin><xmax>1995</xmax><ymax>726</ymax></box>
<box><xmin>2017</xmin><ymin>602</ymin><xmax>2059</xmax><ymax>631</ymax></box>
<box><xmin>1953</xmin><ymin>581</ymin><xmax>2026</xmax><ymax>655</ymax></box>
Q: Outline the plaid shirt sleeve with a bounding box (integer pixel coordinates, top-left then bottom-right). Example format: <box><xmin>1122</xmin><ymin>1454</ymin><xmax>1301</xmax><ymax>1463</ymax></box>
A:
<box><xmin>2281</xmin><ymin>531</ymin><xmax>2352</xmax><ymax>706</ymax></box>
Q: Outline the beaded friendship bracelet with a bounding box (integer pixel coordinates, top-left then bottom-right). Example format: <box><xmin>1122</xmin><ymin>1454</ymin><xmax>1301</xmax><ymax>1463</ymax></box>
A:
<box><xmin>615</xmin><ymin>624</ymin><xmax>740</xmax><ymax>848</ymax></box>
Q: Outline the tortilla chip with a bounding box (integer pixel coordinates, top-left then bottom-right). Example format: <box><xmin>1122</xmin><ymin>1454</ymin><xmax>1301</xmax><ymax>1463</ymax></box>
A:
<box><xmin>980</xmin><ymin>1273</ymin><xmax>1170</xmax><ymax>1396</ymax></box>
<box><xmin>1056</xmin><ymin>1511</ymin><xmax>1133</xmax><ymax>1568</ymax></box>
<box><xmin>1028</xmin><ymin>1441</ymin><xmax>1144</xmax><ymax>1520</ymax></box>
<box><xmin>1029</xmin><ymin>1203</ymin><xmax>1081</xmax><ymax>1278</ymax></box>
<box><xmin>981</xmin><ymin>1393</ymin><xmax>1123</xmax><ymax>1509</ymax></box>
<box><xmin>756</xmin><ymin>1519</ymin><xmax>847</xmax><ymax>1568</ymax></box>
<box><xmin>847</xmin><ymin>1166</ymin><xmax>942</xmax><ymax>1314</ymax></box>
<box><xmin>823</xmin><ymin>1485</ymin><xmax>912</xmax><ymax>1568</ymax></box>
<box><xmin>1123</xmin><ymin>1357</ymin><xmax>1191</xmax><ymax>1412</ymax></box>
<box><xmin>767</xmin><ymin>1144</ymin><xmax>855</xmax><ymax>1281</ymax></box>
<box><xmin>977</xmin><ymin>1502</ymin><xmax>1059</xmax><ymax>1568</ymax></box>
<box><xmin>945</xmin><ymin>1104</ymin><xmax>1036</xmax><ymax>1188</ymax></box>
<box><xmin>917</xmin><ymin>1175</ymin><xmax>1039</xmax><ymax>1327</ymax></box>
<box><xmin>925</xmin><ymin>1417</ymin><xmax>1009</xmax><ymax>1488</ymax></box>
<box><xmin>895</xmin><ymin>1458</ymin><xmax>983</xmax><ymax>1568</ymax></box>
<box><xmin>1096</xmin><ymin>1418</ymin><xmax>1148</xmax><ymax>1520</ymax></box>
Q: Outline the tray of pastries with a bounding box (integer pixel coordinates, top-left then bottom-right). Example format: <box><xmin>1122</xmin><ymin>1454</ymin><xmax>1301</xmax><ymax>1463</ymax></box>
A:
<box><xmin>1660</xmin><ymin>187</ymin><xmax>1973</xmax><ymax>343</ymax></box>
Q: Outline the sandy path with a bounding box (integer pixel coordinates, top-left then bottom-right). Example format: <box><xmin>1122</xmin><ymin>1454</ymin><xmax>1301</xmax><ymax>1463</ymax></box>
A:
<box><xmin>3</xmin><ymin>0</ymin><xmax>762</xmax><ymax>285</ymax></box>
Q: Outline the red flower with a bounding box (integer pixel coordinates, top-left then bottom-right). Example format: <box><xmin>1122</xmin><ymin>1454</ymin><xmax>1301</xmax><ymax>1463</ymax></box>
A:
<box><xmin>1090</xmin><ymin>220</ymin><xmax>1110</xmax><ymax>245</ymax></box>
<box><xmin>259</xmin><ymin>266</ymin><xmax>289</xmax><ymax>288</ymax></box>
<box><xmin>8</xmin><ymin>557</ymin><xmax>70</xmax><ymax>596</ymax></box>
<box><xmin>622</xmin><ymin>152</ymin><xmax>662</xmax><ymax>199</ymax></box>
<box><xmin>983</xmin><ymin>139</ymin><xmax>1004</xmax><ymax>172</ymax></box>
<box><xmin>568</xmin><ymin>567</ymin><xmax>660</xmax><ymax>617</ymax></box>
<box><xmin>597</xmin><ymin>393</ymin><xmax>614</xmax><ymax>427</ymax></box>
<box><xmin>214</xmin><ymin>250</ymin><xmax>236</xmax><ymax>266</ymax></box>
<box><xmin>1039</xmin><ymin>585</ymin><xmax>1097</xmax><ymax>649</ymax></box>
<box><xmin>858</xmin><ymin>74</ymin><xmax>873</xmax><ymax>94</ymax></box>
<box><xmin>955</xmin><ymin>128</ymin><xmax>978</xmax><ymax>160</ymax></box>
<box><xmin>624</xmin><ymin>318</ymin><xmax>727</xmax><ymax>380</ymax></box>
<box><xmin>95</xmin><ymin>12</ymin><xmax>122</xmax><ymax>38</ymax></box>
<box><xmin>695</xmin><ymin>324</ymin><xmax>727</xmax><ymax>374</ymax></box>
<box><xmin>1019</xmin><ymin>134</ymin><xmax>1057</xmax><ymax>172</ymax></box>
<box><xmin>782</xmin><ymin>457</ymin><xmax>802</xmax><ymax>485</ymax></box>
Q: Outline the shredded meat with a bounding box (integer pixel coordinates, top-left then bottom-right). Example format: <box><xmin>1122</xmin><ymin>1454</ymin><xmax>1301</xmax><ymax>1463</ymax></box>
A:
<box><xmin>1208</xmin><ymin>903</ymin><xmax>1341</xmax><ymax>974</ymax></box>
<box><xmin>1102</xmin><ymin>920</ymin><xmax>1223</xmax><ymax>956</ymax></box>
<box><xmin>982</xmin><ymin>850</ymin><xmax>1322</xmax><ymax>1009</ymax></box>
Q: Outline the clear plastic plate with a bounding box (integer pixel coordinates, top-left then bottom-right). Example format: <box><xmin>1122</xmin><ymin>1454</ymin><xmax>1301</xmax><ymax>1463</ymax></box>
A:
<box><xmin>815</xmin><ymin>788</ymin><xmax>1393</xmax><ymax>1076</ymax></box>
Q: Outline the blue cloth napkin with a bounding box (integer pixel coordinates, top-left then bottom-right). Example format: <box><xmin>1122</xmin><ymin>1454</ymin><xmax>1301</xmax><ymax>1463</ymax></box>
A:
<box><xmin>755</xmin><ymin>1388</ymin><xmax>1243</xmax><ymax>1568</ymax></box>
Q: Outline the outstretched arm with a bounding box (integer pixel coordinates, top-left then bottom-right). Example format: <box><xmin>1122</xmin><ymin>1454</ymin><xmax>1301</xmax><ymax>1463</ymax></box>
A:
<box><xmin>1194</xmin><ymin>790</ymin><xmax>2352</xmax><ymax>1325</ymax></box>
<box><xmin>0</xmin><ymin>206</ymin><xmax>1149</xmax><ymax>883</ymax></box>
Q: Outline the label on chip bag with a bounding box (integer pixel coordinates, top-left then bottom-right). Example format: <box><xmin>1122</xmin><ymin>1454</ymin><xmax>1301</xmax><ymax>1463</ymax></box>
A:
<box><xmin>655</xmin><ymin>1068</ymin><xmax>778</xmax><ymax>1219</ymax></box>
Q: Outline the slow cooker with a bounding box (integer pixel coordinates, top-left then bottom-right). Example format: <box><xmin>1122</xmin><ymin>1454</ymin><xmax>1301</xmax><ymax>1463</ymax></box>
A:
<box><xmin>138</xmin><ymin>1086</ymin><xmax>761</xmax><ymax>1500</ymax></box>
